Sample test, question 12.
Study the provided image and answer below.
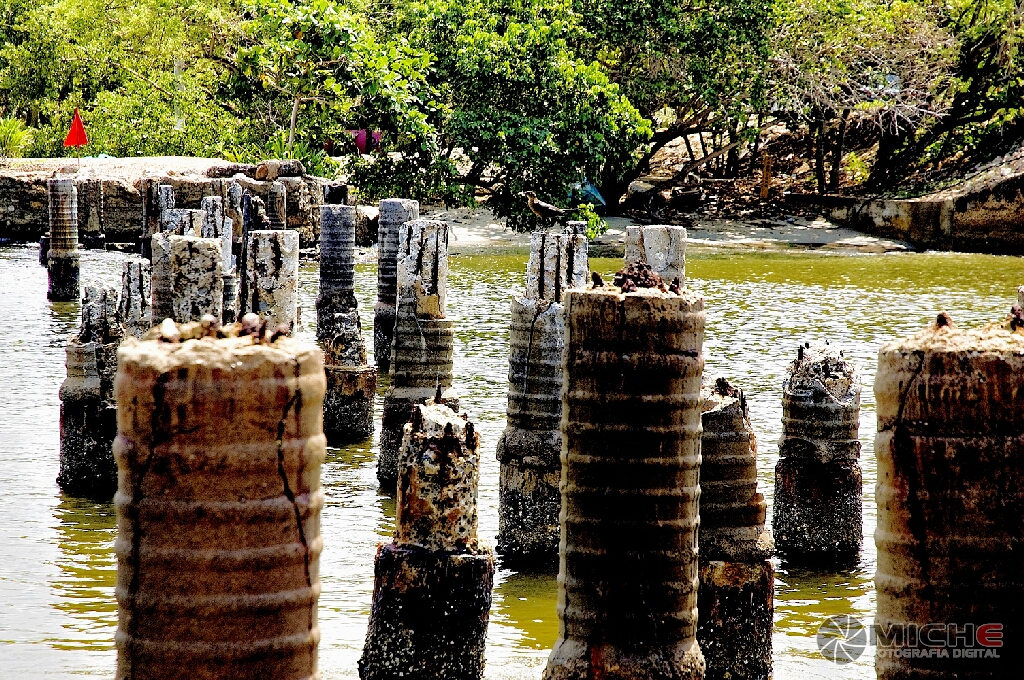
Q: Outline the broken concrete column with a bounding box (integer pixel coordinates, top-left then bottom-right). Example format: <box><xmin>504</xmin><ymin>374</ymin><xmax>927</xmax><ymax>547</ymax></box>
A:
<box><xmin>318</xmin><ymin>204</ymin><xmax>376</xmax><ymax>444</ymax></box>
<box><xmin>698</xmin><ymin>377</ymin><xmax>774</xmax><ymax>680</ymax></box>
<box><xmin>201</xmin><ymin>195</ymin><xmax>237</xmax><ymax>324</ymax></box>
<box><xmin>224</xmin><ymin>179</ymin><xmax>243</xmax><ymax>240</ymax></box>
<box><xmin>374</xmin><ymin>199</ymin><xmax>418</xmax><ymax>375</ymax></box>
<box><xmin>38</xmin><ymin>232</ymin><xmax>50</xmax><ymax>267</ymax></box>
<box><xmin>237</xmin><ymin>193</ymin><xmax>269</xmax><ymax>324</ymax></box>
<box><xmin>150</xmin><ymin>233</ymin><xmax>173</xmax><ymax>324</ymax></box>
<box><xmin>875</xmin><ymin>314</ymin><xmax>1024</xmax><ymax>679</ymax></box>
<box><xmin>496</xmin><ymin>229</ymin><xmax>587</xmax><ymax>563</ymax></box>
<box><xmin>160</xmin><ymin>207</ymin><xmax>204</xmax><ymax>236</ymax></box>
<box><xmin>243</xmin><ymin>229</ymin><xmax>299</xmax><ymax>330</ymax></box>
<box><xmin>142</xmin><ymin>183</ymin><xmax>174</xmax><ymax>259</ymax></box>
<box><xmin>268</xmin><ymin>180</ymin><xmax>287</xmax><ymax>230</ymax></box>
<box><xmin>113</xmin><ymin>323</ymin><xmax>326</xmax><ymax>680</ymax></box>
<box><xmin>47</xmin><ymin>178</ymin><xmax>80</xmax><ymax>302</ymax></box>
<box><xmin>58</xmin><ymin>286</ymin><xmax>124</xmax><ymax>498</ymax></box>
<box><xmin>79</xmin><ymin>178</ymin><xmax>105</xmax><ymax>249</ymax></box>
<box><xmin>378</xmin><ymin>219</ymin><xmax>457</xmax><ymax>489</ymax></box>
<box><xmin>624</xmin><ymin>224</ymin><xmax>687</xmax><ymax>287</ymax></box>
<box><xmin>359</xmin><ymin>403</ymin><xmax>493</xmax><ymax>680</ymax></box>
<box><xmin>773</xmin><ymin>342</ymin><xmax>862</xmax><ymax>563</ymax></box>
<box><xmin>169</xmin><ymin>235</ymin><xmax>224</xmax><ymax>323</ymax></box>
<box><xmin>118</xmin><ymin>258</ymin><xmax>152</xmax><ymax>338</ymax></box>
<box><xmin>543</xmin><ymin>272</ymin><xmax>705</xmax><ymax>680</ymax></box>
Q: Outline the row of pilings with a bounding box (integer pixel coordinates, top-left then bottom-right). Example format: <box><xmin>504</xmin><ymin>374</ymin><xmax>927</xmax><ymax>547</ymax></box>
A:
<box><xmin>44</xmin><ymin>178</ymin><xmax>1024</xmax><ymax>679</ymax></box>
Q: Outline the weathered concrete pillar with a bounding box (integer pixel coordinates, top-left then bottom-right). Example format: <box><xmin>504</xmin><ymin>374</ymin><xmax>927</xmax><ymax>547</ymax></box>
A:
<box><xmin>118</xmin><ymin>258</ymin><xmax>152</xmax><ymax>338</ymax></box>
<box><xmin>544</xmin><ymin>269</ymin><xmax>705</xmax><ymax>680</ymax></box>
<box><xmin>625</xmin><ymin>224</ymin><xmax>687</xmax><ymax>287</ymax></box>
<box><xmin>79</xmin><ymin>178</ymin><xmax>105</xmax><ymax>249</ymax></box>
<box><xmin>875</xmin><ymin>313</ymin><xmax>1023</xmax><ymax>679</ymax></box>
<box><xmin>359</xmin><ymin>403</ymin><xmax>493</xmax><ymax>680</ymax></box>
<box><xmin>47</xmin><ymin>178</ymin><xmax>80</xmax><ymax>302</ymax></box>
<box><xmin>374</xmin><ymin>199</ymin><xmax>418</xmax><ymax>375</ymax></box>
<box><xmin>496</xmin><ymin>229</ymin><xmax>587</xmax><ymax>563</ymax></box>
<box><xmin>697</xmin><ymin>377</ymin><xmax>774</xmax><ymax>680</ymax></box>
<box><xmin>202</xmin><ymin>195</ymin><xmax>238</xmax><ymax>324</ymax></box>
<box><xmin>39</xmin><ymin>232</ymin><xmax>50</xmax><ymax>266</ymax></box>
<box><xmin>170</xmin><ymin>235</ymin><xmax>224</xmax><ymax>323</ymax></box>
<box><xmin>150</xmin><ymin>233</ymin><xmax>173</xmax><ymax>324</ymax></box>
<box><xmin>318</xmin><ymin>204</ymin><xmax>376</xmax><ymax>444</ymax></box>
<box><xmin>268</xmin><ymin>180</ymin><xmax>287</xmax><ymax>230</ymax></box>
<box><xmin>113</xmin><ymin>322</ymin><xmax>325</xmax><ymax>679</ymax></box>
<box><xmin>160</xmin><ymin>208</ymin><xmax>204</xmax><ymax>236</ymax></box>
<box><xmin>773</xmin><ymin>342</ymin><xmax>862</xmax><ymax>563</ymax></box>
<box><xmin>224</xmin><ymin>179</ymin><xmax>243</xmax><ymax>240</ymax></box>
<box><xmin>58</xmin><ymin>286</ymin><xmax>124</xmax><ymax>498</ymax></box>
<box><xmin>378</xmin><ymin>219</ymin><xmax>457</xmax><ymax>489</ymax></box>
<box><xmin>142</xmin><ymin>183</ymin><xmax>175</xmax><ymax>259</ymax></box>
<box><xmin>237</xmin><ymin>193</ymin><xmax>269</xmax><ymax>324</ymax></box>
<box><xmin>244</xmin><ymin>229</ymin><xmax>299</xmax><ymax>330</ymax></box>
<box><xmin>323</xmin><ymin>182</ymin><xmax>349</xmax><ymax>206</ymax></box>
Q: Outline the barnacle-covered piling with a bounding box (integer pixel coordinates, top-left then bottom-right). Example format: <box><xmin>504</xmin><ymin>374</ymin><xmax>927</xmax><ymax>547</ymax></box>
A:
<box><xmin>374</xmin><ymin>199</ymin><xmax>418</xmax><ymax>375</ymax></box>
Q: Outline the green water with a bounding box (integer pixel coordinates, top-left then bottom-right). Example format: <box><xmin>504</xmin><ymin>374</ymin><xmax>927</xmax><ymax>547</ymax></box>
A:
<box><xmin>1</xmin><ymin>244</ymin><xmax>1021</xmax><ymax>678</ymax></box>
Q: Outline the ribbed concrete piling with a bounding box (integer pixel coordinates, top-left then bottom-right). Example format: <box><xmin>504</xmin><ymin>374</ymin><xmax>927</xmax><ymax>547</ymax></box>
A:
<box><xmin>201</xmin><ymin>195</ymin><xmax>237</xmax><ymax>324</ymax></box>
<box><xmin>374</xmin><ymin>199</ymin><xmax>418</xmax><ymax>375</ymax></box>
<box><xmin>318</xmin><ymin>204</ymin><xmax>376</xmax><ymax>444</ymax></box>
<box><xmin>142</xmin><ymin>183</ymin><xmax>174</xmax><ymax>259</ymax></box>
<box><xmin>874</xmin><ymin>314</ymin><xmax>1023</xmax><ymax>679</ymax></box>
<box><xmin>47</xmin><ymin>178</ymin><xmax>80</xmax><ymax>302</ymax></box>
<box><xmin>697</xmin><ymin>377</ymin><xmax>773</xmax><ymax>680</ymax></box>
<box><xmin>268</xmin><ymin>181</ymin><xmax>287</xmax><ymax>230</ymax></box>
<box><xmin>773</xmin><ymin>342</ymin><xmax>862</xmax><ymax>563</ymax></box>
<box><xmin>496</xmin><ymin>229</ymin><xmax>587</xmax><ymax>563</ymax></box>
<box><xmin>113</xmin><ymin>322</ymin><xmax>325</xmax><ymax>680</ymax></box>
<box><xmin>58</xmin><ymin>286</ymin><xmax>124</xmax><ymax>498</ymax></box>
<box><xmin>119</xmin><ymin>258</ymin><xmax>152</xmax><ymax>338</ymax></box>
<box><xmin>80</xmin><ymin>178</ymin><xmax>105</xmax><ymax>249</ymax></box>
<box><xmin>625</xmin><ymin>224</ymin><xmax>687</xmax><ymax>287</ymax></box>
<box><xmin>243</xmin><ymin>230</ymin><xmax>299</xmax><ymax>330</ymax></box>
<box><xmin>359</xmin><ymin>403</ymin><xmax>493</xmax><ymax>680</ymax></box>
<box><xmin>543</xmin><ymin>272</ymin><xmax>706</xmax><ymax>680</ymax></box>
<box><xmin>378</xmin><ymin>219</ymin><xmax>457</xmax><ymax>489</ymax></box>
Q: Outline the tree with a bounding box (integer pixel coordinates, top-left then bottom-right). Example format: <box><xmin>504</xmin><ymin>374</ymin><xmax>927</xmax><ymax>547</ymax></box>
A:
<box><xmin>771</xmin><ymin>0</ymin><xmax>957</xmax><ymax>193</ymax></box>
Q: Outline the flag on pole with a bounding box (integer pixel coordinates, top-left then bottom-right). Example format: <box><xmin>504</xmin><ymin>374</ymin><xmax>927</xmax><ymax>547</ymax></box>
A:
<box><xmin>63</xmin><ymin>109</ymin><xmax>88</xmax><ymax>148</ymax></box>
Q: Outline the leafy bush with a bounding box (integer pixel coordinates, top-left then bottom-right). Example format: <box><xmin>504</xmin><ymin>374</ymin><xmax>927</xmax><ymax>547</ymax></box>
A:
<box><xmin>0</xmin><ymin>117</ymin><xmax>33</xmax><ymax>157</ymax></box>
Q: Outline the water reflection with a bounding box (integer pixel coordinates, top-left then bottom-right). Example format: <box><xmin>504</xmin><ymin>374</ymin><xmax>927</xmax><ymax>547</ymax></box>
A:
<box><xmin>48</xmin><ymin>497</ymin><xmax>117</xmax><ymax>651</ymax></box>
<box><xmin>491</xmin><ymin>570</ymin><xmax>559</xmax><ymax>650</ymax></box>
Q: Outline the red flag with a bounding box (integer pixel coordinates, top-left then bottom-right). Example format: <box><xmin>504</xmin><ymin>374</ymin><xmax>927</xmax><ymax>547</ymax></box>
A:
<box><xmin>63</xmin><ymin>109</ymin><xmax>88</xmax><ymax>147</ymax></box>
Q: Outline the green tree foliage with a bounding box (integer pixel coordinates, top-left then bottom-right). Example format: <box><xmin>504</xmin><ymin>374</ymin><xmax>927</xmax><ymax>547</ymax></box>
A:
<box><xmin>0</xmin><ymin>0</ymin><xmax>242</xmax><ymax>156</ymax></box>
<box><xmin>770</xmin><ymin>0</ymin><xmax>957</xmax><ymax>192</ymax></box>
<box><xmin>391</xmin><ymin>0</ymin><xmax>651</xmax><ymax>229</ymax></box>
<box><xmin>0</xmin><ymin>117</ymin><xmax>34</xmax><ymax>158</ymax></box>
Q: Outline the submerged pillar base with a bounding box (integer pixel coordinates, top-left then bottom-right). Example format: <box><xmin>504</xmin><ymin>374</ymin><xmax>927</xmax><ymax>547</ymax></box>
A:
<box><xmin>697</xmin><ymin>559</ymin><xmax>773</xmax><ymax>680</ymax></box>
<box><xmin>48</xmin><ymin>251</ymin><xmax>81</xmax><ymax>302</ymax></box>
<box><xmin>358</xmin><ymin>542</ymin><xmax>494</xmax><ymax>680</ymax></box>
<box><xmin>373</xmin><ymin>303</ymin><xmax>396</xmax><ymax>376</ymax></box>
<box><xmin>495</xmin><ymin>437</ymin><xmax>560</xmax><ymax>563</ymax></box>
<box><xmin>323</xmin><ymin>365</ymin><xmax>378</xmax><ymax>445</ymax></box>
<box><xmin>544</xmin><ymin>639</ymin><xmax>704</xmax><ymax>680</ymax></box>
<box><xmin>773</xmin><ymin>456</ymin><xmax>862</xmax><ymax>562</ymax></box>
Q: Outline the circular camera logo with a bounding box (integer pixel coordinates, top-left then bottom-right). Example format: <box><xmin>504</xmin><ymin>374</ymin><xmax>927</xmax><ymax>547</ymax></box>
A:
<box><xmin>817</xmin><ymin>615</ymin><xmax>868</xmax><ymax>664</ymax></box>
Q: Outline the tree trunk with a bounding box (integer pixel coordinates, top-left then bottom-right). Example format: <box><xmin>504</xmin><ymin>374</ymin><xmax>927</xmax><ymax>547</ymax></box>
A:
<box><xmin>287</xmin><ymin>97</ymin><xmax>301</xmax><ymax>155</ymax></box>
<box><xmin>829</xmin><ymin>110</ymin><xmax>849</xmax><ymax>192</ymax></box>
<box><xmin>814</xmin><ymin>118</ymin><xmax>827</xmax><ymax>194</ymax></box>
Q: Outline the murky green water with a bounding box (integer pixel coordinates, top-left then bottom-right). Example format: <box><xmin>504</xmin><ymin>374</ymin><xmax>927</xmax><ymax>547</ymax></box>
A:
<box><xmin>1</xmin><ymin>243</ymin><xmax>1021</xmax><ymax>678</ymax></box>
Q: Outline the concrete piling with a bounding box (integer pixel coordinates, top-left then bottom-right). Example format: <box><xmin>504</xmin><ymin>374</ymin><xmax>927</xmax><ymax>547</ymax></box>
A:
<box><xmin>243</xmin><ymin>229</ymin><xmax>299</xmax><ymax>330</ymax></box>
<box><xmin>151</xmin><ymin>233</ymin><xmax>224</xmax><ymax>324</ymax></box>
<box><xmin>318</xmin><ymin>204</ymin><xmax>376</xmax><ymax>444</ymax></box>
<box><xmin>543</xmin><ymin>270</ymin><xmax>706</xmax><ymax>680</ymax></box>
<box><xmin>160</xmin><ymin>208</ymin><xmax>204</xmax><ymax>236</ymax></box>
<box><xmin>39</xmin><ymin>232</ymin><xmax>50</xmax><ymax>267</ymax></box>
<box><xmin>118</xmin><ymin>258</ymin><xmax>152</xmax><ymax>338</ymax></box>
<box><xmin>875</xmin><ymin>313</ymin><xmax>1024</xmax><ymax>679</ymax></box>
<box><xmin>773</xmin><ymin>342</ymin><xmax>862</xmax><ymax>563</ymax></box>
<box><xmin>496</xmin><ymin>229</ymin><xmax>587</xmax><ymax>563</ymax></box>
<box><xmin>378</xmin><ymin>219</ymin><xmax>457</xmax><ymax>489</ymax></box>
<box><xmin>58</xmin><ymin>286</ymin><xmax>124</xmax><ymax>498</ymax></box>
<box><xmin>47</xmin><ymin>178</ymin><xmax>81</xmax><ymax>302</ymax></box>
<box><xmin>268</xmin><ymin>180</ymin><xmax>287</xmax><ymax>230</ymax></box>
<box><xmin>201</xmin><ymin>195</ymin><xmax>237</xmax><ymax>324</ymax></box>
<box><xmin>697</xmin><ymin>377</ymin><xmax>774</xmax><ymax>680</ymax></box>
<box><xmin>142</xmin><ymin>183</ymin><xmax>175</xmax><ymax>259</ymax></box>
<box><xmin>625</xmin><ymin>224</ymin><xmax>687</xmax><ymax>287</ymax></box>
<box><xmin>374</xmin><ymin>199</ymin><xmax>418</xmax><ymax>375</ymax></box>
<box><xmin>113</xmin><ymin>322</ymin><xmax>326</xmax><ymax>680</ymax></box>
<box><xmin>79</xmin><ymin>178</ymin><xmax>105</xmax><ymax>249</ymax></box>
<box><xmin>359</xmin><ymin>403</ymin><xmax>493</xmax><ymax>680</ymax></box>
